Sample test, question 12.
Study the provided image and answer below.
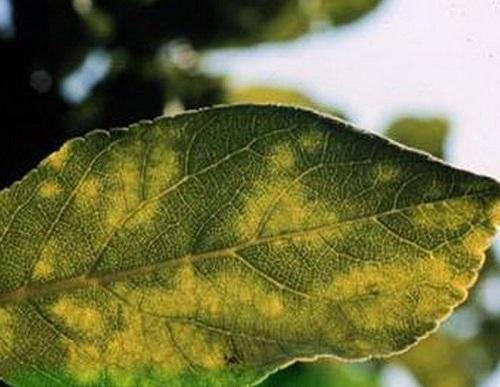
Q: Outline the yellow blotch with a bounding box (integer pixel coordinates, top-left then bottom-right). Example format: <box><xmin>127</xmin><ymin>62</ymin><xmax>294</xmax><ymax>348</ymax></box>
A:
<box><xmin>67</xmin><ymin>344</ymin><xmax>102</xmax><ymax>385</ymax></box>
<box><xmin>492</xmin><ymin>200</ymin><xmax>500</xmax><ymax>227</ymax></box>
<box><xmin>45</xmin><ymin>143</ymin><xmax>70</xmax><ymax>170</ymax></box>
<box><xmin>418</xmin><ymin>257</ymin><xmax>454</xmax><ymax>285</ymax></box>
<box><xmin>257</xmin><ymin>294</ymin><xmax>284</xmax><ymax>318</ymax></box>
<box><xmin>191</xmin><ymin>333</ymin><xmax>226</xmax><ymax>370</ymax></box>
<box><xmin>36</xmin><ymin>237</ymin><xmax>59</xmax><ymax>280</ymax></box>
<box><xmin>300</xmin><ymin>131</ymin><xmax>323</xmax><ymax>154</ymax></box>
<box><xmin>129</xmin><ymin>201</ymin><xmax>161</xmax><ymax>227</ymax></box>
<box><xmin>170</xmin><ymin>324</ymin><xmax>226</xmax><ymax>370</ymax></box>
<box><xmin>135</xmin><ymin>262</ymin><xmax>222</xmax><ymax>317</ymax></box>
<box><xmin>270</xmin><ymin>143</ymin><xmax>295</xmax><ymax>169</ymax></box>
<box><xmin>52</xmin><ymin>297</ymin><xmax>104</xmax><ymax>336</ymax></box>
<box><xmin>103</xmin><ymin>205</ymin><xmax>127</xmax><ymax>232</ymax></box>
<box><xmin>146</xmin><ymin>321</ymin><xmax>184</xmax><ymax>370</ymax></box>
<box><xmin>108</xmin><ymin>266</ymin><xmax>290</xmax><ymax>372</ymax></box>
<box><xmin>412</xmin><ymin>199</ymin><xmax>478</xmax><ymax>231</ymax></box>
<box><xmin>411</xmin><ymin>257</ymin><xmax>463</xmax><ymax>319</ymax></box>
<box><xmin>105</xmin><ymin>313</ymin><xmax>146</xmax><ymax>367</ymax></box>
<box><xmin>411</xmin><ymin>209</ymin><xmax>432</xmax><ymax>228</ymax></box>
<box><xmin>120</xmin><ymin>156</ymin><xmax>142</xmax><ymax>208</ymax></box>
<box><xmin>33</xmin><ymin>258</ymin><xmax>54</xmax><ymax>280</ymax></box>
<box><xmin>264</xmin><ymin>191</ymin><xmax>313</xmax><ymax>235</ymax></box>
<box><xmin>130</xmin><ymin>261</ymin><xmax>287</xmax><ymax>322</ymax></box>
<box><xmin>446</xmin><ymin>200</ymin><xmax>480</xmax><ymax>226</ymax></box>
<box><xmin>146</xmin><ymin>143</ymin><xmax>181</xmax><ymax>197</ymax></box>
<box><xmin>463</xmin><ymin>226</ymin><xmax>494</xmax><ymax>257</ymax></box>
<box><xmin>101</xmin><ymin>310</ymin><xmax>187</xmax><ymax>378</ymax></box>
<box><xmin>376</xmin><ymin>163</ymin><xmax>400</xmax><ymax>182</ymax></box>
<box><xmin>235</xmin><ymin>179</ymin><xmax>311</xmax><ymax>238</ymax></box>
<box><xmin>39</xmin><ymin>180</ymin><xmax>62</xmax><ymax>198</ymax></box>
<box><xmin>266</xmin><ymin>188</ymin><xmax>337</xmax><ymax>237</ymax></box>
<box><xmin>326</xmin><ymin>263</ymin><xmax>413</xmax><ymax>331</ymax></box>
<box><xmin>236</xmin><ymin>177</ymin><xmax>337</xmax><ymax>238</ymax></box>
<box><xmin>78</xmin><ymin>178</ymin><xmax>100</xmax><ymax>203</ymax></box>
<box><xmin>0</xmin><ymin>309</ymin><xmax>14</xmax><ymax>360</ymax></box>
<box><xmin>227</xmin><ymin>273</ymin><xmax>286</xmax><ymax>319</ymax></box>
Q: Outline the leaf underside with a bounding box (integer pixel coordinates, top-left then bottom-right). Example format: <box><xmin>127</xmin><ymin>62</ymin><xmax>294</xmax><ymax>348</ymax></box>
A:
<box><xmin>0</xmin><ymin>105</ymin><xmax>498</xmax><ymax>387</ymax></box>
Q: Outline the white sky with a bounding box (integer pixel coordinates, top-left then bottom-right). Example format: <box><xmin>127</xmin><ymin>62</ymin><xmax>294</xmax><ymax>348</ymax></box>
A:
<box><xmin>204</xmin><ymin>0</ymin><xmax>500</xmax><ymax>181</ymax></box>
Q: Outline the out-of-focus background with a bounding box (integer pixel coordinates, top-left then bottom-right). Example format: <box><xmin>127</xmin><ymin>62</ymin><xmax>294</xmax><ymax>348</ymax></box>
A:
<box><xmin>0</xmin><ymin>1</ymin><xmax>498</xmax><ymax>386</ymax></box>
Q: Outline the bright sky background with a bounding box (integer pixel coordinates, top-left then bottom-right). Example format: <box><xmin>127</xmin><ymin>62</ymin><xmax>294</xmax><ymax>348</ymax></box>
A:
<box><xmin>204</xmin><ymin>0</ymin><xmax>500</xmax><ymax>181</ymax></box>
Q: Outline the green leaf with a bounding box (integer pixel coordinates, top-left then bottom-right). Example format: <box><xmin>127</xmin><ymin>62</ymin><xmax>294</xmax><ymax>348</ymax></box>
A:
<box><xmin>318</xmin><ymin>0</ymin><xmax>384</xmax><ymax>26</ymax></box>
<box><xmin>260</xmin><ymin>361</ymin><xmax>379</xmax><ymax>387</ymax></box>
<box><xmin>226</xmin><ymin>85</ymin><xmax>346</xmax><ymax>120</ymax></box>
<box><xmin>0</xmin><ymin>105</ymin><xmax>498</xmax><ymax>387</ymax></box>
<box><xmin>384</xmin><ymin>117</ymin><xmax>449</xmax><ymax>159</ymax></box>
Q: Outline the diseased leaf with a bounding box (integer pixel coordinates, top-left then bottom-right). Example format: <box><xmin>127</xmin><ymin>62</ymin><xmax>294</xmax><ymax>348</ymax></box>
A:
<box><xmin>0</xmin><ymin>105</ymin><xmax>498</xmax><ymax>387</ymax></box>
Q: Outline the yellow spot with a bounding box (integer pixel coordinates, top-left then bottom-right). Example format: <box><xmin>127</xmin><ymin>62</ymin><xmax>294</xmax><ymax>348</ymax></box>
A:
<box><xmin>264</xmin><ymin>189</ymin><xmax>321</xmax><ymax>235</ymax></box>
<box><xmin>146</xmin><ymin>320</ymin><xmax>184</xmax><ymax>371</ymax></box>
<box><xmin>325</xmin><ymin>263</ymin><xmax>414</xmax><ymax>331</ymax></box>
<box><xmin>133</xmin><ymin>262</ymin><xmax>222</xmax><ymax>317</ymax></box>
<box><xmin>39</xmin><ymin>180</ymin><xmax>62</xmax><ymax>198</ymax></box>
<box><xmin>36</xmin><ymin>237</ymin><xmax>59</xmax><ymax>280</ymax></box>
<box><xmin>257</xmin><ymin>294</ymin><xmax>284</xmax><ymax>318</ymax></box>
<box><xmin>0</xmin><ymin>309</ymin><xmax>14</xmax><ymax>360</ymax></box>
<box><xmin>300</xmin><ymin>131</ymin><xmax>323</xmax><ymax>154</ymax></box>
<box><xmin>104</xmin><ymin>205</ymin><xmax>127</xmax><ymax>232</ymax></box>
<box><xmin>52</xmin><ymin>297</ymin><xmax>103</xmax><ymax>336</ymax></box>
<box><xmin>270</xmin><ymin>144</ymin><xmax>295</xmax><ymax>169</ymax></box>
<box><xmin>33</xmin><ymin>259</ymin><xmax>54</xmax><ymax>280</ymax></box>
<box><xmin>67</xmin><ymin>344</ymin><xmax>102</xmax><ymax>385</ymax></box>
<box><xmin>78</xmin><ymin>177</ymin><xmax>100</xmax><ymax>202</ymax></box>
<box><xmin>491</xmin><ymin>200</ymin><xmax>500</xmax><ymax>228</ymax></box>
<box><xmin>376</xmin><ymin>163</ymin><xmax>400</xmax><ymax>182</ymax></box>
<box><xmin>463</xmin><ymin>226</ymin><xmax>494</xmax><ymax>257</ymax></box>
<box><xmin>147</xmin><ymin>143</ymin><xmax>181</xmax><ymax>197</ymax></box>
<box><xmin>419</xmin><ymin>257</ymin><xmax>454</xmax><ymax>285</ymax></box>
<box><xmin>45</xmin><ymin>143</ymin><xmax>70</xmax><ymax>170</ymax></box>
<box><xmin>129</xmin><ymin>201</ymin><xmax>161</xmax><ymax>227</ymax></box>
<box><xmin>120</xmin><ymin>156</ymin><xmax>142</xmax><ymax>208</ymax></box>
<box><xmin>106</xmin><ymin>265</ymin><xmax>291</xmax><ymax>373</ymax></box>
<box><xmin>105</xmin><ymin>313</ymin><xmax>146</xmax><ymax>367</ymax></box>
<box><xmin>170</xmin><ymin>324</ymin><xmax>226</xmax><ymax>370</ymax></box>
<box><xmin>237</xmin><ymin>176</ymin><xmax>337</xmax><ymax>239</ymax></box>
<box><xmin>412</xmin><ymin>199</ymin><xmax>478</xmax><ymax>231</ymax></box>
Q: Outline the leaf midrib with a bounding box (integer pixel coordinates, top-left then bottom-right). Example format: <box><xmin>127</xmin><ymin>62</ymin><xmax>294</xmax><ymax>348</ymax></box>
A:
<box><xmin>0</xmin><ymin>190</ymin><xmax>493</xmax><ymax>307</ymax></box>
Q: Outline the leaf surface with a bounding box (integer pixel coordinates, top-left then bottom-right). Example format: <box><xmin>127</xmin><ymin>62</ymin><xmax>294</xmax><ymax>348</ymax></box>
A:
<box><xmin>0</xmin><ymin>105</ymin><xmax>498</xmax><ymax>387</ymax></box>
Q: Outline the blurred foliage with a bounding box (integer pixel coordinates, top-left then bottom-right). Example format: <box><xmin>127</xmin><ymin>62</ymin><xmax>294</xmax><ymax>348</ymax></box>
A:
<box><xmin>0</xmin><ymin>0</ymin><xmax>382</xmax><ymax>186</ymax></box>
<box><xmin>316</xmin><ymin>0</ymin><xmax>383</xmax><ymax>26</ymax></box>
<box><xmin>227</xmin><ymin>85</ymin><xmax>346</xmax><ymax>119</ymax></box>
<box><xmin>261</xmin><ymin>361</ymin><xmax>379</xmax><ymax>387</ymax></box>
<box><xmin>385</xmin><ymin>117</ymin><xmax>449</xmax><ymax>159</ymax></box>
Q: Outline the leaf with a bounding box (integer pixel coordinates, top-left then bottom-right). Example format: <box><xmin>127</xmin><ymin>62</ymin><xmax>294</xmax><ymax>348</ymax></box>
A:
<box><xmin>318</xmin><ymin>0</ymin><xmax>384</xmax><ymax>26</ymax></box>
<box><xmin>384</xmin><ymin>117</ymin><xmax>449</xmax><ymax>159</ymax></box>
<box><xmin>0</xmin><ymin>105</ymin><xmax>498</xmax><ymax>387</ymax></box>
<box><xmin>227</xmin><ymin>85</ymin><xmax>346</xmax><ymax>120</ymax></box>
<box><xmin>260</xmin><ymin>360</ymin><xmax>379</xmax><ymax>387</ymax></box>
